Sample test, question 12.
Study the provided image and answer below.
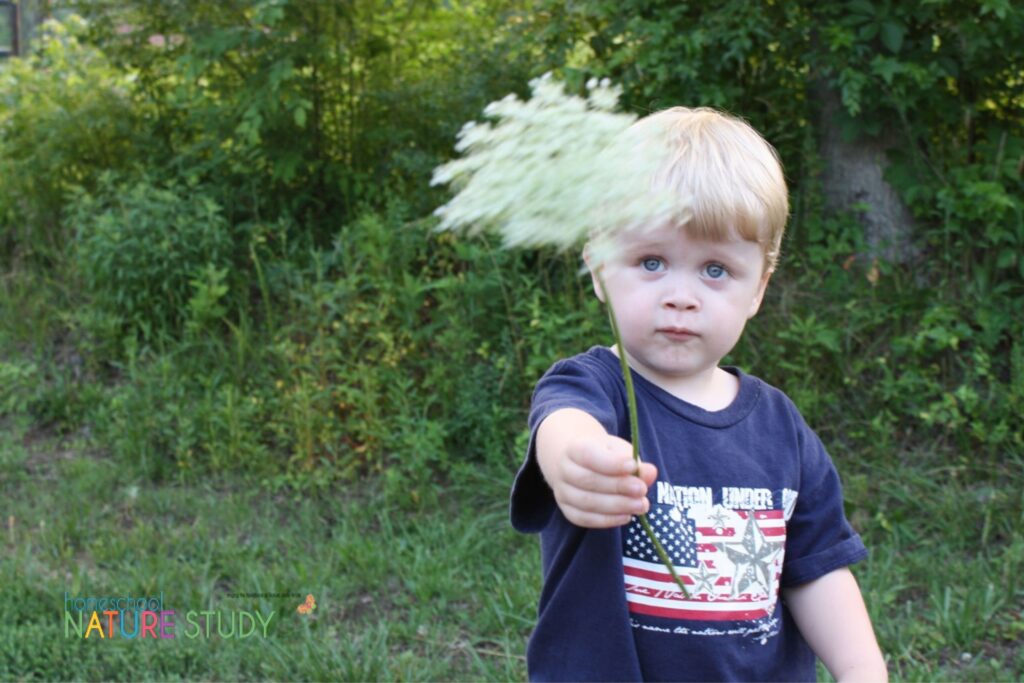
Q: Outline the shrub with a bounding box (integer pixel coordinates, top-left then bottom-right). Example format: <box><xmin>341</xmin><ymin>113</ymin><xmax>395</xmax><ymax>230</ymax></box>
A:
<box><xmin>0</xmin><ymin>359</ymin><xmax>38</xmax><ymax>416</ymax></box>
<box><xmin>92</xmin><ymin>347</ymin><xmax>275</xmax><ymax>482</ymax></box>
<box><xmin>69</xmin><ymin>174</ymin><xmax>237</xmax><ymax>345</ymax></box>
<box><xmin>0</xmin><ymin>16</ymin><xmax>146</xmax><ymax>263</ymax></box>
<box><xmin>733</xmin><ymin>205</ymin><xmax>1023</xmax><ymax>465</ymax></box>
<box><xmin>91</xmin><ymin>206</ymin><xmax>605</xmax><ymax>486</ymax></box>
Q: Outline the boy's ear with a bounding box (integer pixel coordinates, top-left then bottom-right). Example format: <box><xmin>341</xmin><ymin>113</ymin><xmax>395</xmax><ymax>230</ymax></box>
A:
<box><xmin>583</xmin><ymin>242</ymin><xmax>606</xmax><ymax>303</ymax></box>
<box><xmin>747</xmin><ymin>269</ymin><xmax>773</xmax><ymax>318</ymax></box>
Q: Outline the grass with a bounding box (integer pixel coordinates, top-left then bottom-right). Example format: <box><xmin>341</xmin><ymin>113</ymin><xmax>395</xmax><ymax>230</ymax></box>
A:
<box><xmin>0</xmin><ymin>418</ymin><xmax>538</xmax><ymax>681</ymax></box>
<box><xmin>1</xmin><ymin>388</ymin><xmax>1022</xmax><ymax>681</ymax></box>
<box><xmin>838</xmin><ymin>447</ymin><xmax>1024</xmax><ymax>682</ymax></box>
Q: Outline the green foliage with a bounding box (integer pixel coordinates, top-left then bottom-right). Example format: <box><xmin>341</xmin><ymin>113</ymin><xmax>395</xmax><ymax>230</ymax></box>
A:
<box><xmin>734</xmin><ymin>217</ymin><xmax>1023</xmax><ymax>460</ymax></box>
<box><xmin>813</xmin><ymin>1</ymin><xmax>1024</xmax><ymax>136</ymax></box>
<box><xmin>95</xmin><ymin>351</ymin><xmax>194</xmax><ymax>481</ymax></box>
<box><xmin>0</xmin><ymin>358</ymin><xmax>38</xmax><ymax>414</ymax></box>
<box><xmin>523</xmin><ymin>0</ymin><xmax>811</xmax><ymax>183</ymax></box>
<box><xmin>68</xmin><ymin>0</ymin><xmax>535</xmax><ymax>241</ymax></box>
<box><xmin>0</xmin><ymin>16</ymin><xmax>147</xmax><ymax>262</ymax></box>
<box><xmin>530</xmin><ymin>2</ymin><xmax>1021</xmax><ymax>213</ymax></box>
<box><xmin>186</xmin><ymin>264</ymin><xmax>231</xmax><ymax>337</ymax></box>
<box><xmin>67</xmin><ymin>205</ymin><xmax>600</xmax><ymax>485</ymax></box>
<box><xmin>255</xmin><ymin>208</ymin><xmax>600</xmax><ymax>486</ymax></box>
<box><xmin>70</xmin><ymin>175</ymin><xmax>237</xmax><ymax>344</ymax></box>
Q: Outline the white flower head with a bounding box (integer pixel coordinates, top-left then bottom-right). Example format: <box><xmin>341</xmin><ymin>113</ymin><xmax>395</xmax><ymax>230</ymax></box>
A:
<box><xmin>431</xmin><ymin>75</ymin><xmax>691</xmax><ymax>263</ymax></box>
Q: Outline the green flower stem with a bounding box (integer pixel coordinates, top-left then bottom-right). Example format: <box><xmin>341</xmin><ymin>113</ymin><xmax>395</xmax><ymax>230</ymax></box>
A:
<box><xmin>597</xmin><ymin>271</ymin><xmax>690</xmax><ymax>599</ymax></box>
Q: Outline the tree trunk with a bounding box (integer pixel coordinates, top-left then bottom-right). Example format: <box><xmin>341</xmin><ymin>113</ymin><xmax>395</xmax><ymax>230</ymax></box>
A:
<box><xmin>813</xmin><ymin>80</ymin><xmax>916</xmax><ymax>263</ymax></box>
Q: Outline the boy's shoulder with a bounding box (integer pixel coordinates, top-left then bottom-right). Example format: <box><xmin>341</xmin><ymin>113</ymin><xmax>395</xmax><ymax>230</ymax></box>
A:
<box><xmin>734</xmin><ymin>367</ymin><xmax>803</xmax><ymax>411</ymax></box>
<box><xmin>536</xmin><ymin>346</ymin><xmax>623</xmax><ymax>392</ymax></box>
<box><xmin>728</xmin><ymin>367</ymin><xmax>816</xmax><ymax>436</ymax></box>
<box><xmin>546</xmin><ymin>345</ymin><xmax>618</xmax><ymax>373</ymax></box>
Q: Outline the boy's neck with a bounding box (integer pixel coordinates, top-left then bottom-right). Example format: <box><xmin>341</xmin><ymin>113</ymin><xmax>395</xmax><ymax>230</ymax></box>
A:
<box><xmin>608</xmin><ymin>346</ymin><xmax>739</xmax><ymax>412</ymax></box>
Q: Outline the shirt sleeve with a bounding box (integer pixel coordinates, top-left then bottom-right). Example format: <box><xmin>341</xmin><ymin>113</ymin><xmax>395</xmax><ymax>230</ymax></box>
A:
<box><xmin>780</xmin><ymin>414</ymin><xmax>868</xmax><ymax>586</ymax></box>
<box><xmin>509</xmin><ymin>353</ymin><xmax>622</xmax><ymax>533</ymax></box>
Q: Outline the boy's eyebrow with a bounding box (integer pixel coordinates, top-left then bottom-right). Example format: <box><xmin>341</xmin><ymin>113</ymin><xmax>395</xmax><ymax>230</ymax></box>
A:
<box><xmin>619</xmin><ymin>237</ymin><xmax>675</xmax><ymax>252</ymax></box>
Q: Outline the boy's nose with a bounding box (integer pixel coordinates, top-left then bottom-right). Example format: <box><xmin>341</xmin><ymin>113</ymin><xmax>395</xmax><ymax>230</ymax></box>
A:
<box><xmin>661</xmin><ymin>276</ymin><xmax>700</xmax><ymax>311</ymax></box>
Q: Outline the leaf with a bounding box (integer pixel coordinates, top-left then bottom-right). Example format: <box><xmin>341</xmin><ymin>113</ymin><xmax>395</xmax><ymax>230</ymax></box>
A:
<box><xmin>294</xmin><ymin>106</ymin><xmax>307</xmax><ymax>128</ymax></box>
<box><xmin>980</xmin><ymin>0</ymin><xmax>1011</xmax><ymax>19</ymax></box>
<box><xmin>859</xmin><ymin>23</ymin><xmax>879</xmax><ymax>41</ymax></box>
<box><xmin>880</xmin><ymin>21</ymin><xmax>905</xmax><ymax>54</ymax></box>
<box><xmin>872</xmin><ymin>56</ymin><xmax>901</xmax><ymax>85</ymax></box>
<box><xmin>997</xmin><ymin>250</ymin><xmax>1017</xmax><ymax>270</ymax></box>
<box><xmin>848</xmin><ymin>0</ymin><xmax>876</xmax><ymax>17</ymax></box>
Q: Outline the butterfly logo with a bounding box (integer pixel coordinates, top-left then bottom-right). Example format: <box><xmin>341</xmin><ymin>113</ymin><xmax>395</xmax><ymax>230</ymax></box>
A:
<box><xmin>296</xmin><ymin>594</ymin><xmax>317</xmax><ymax>615</ymax></box>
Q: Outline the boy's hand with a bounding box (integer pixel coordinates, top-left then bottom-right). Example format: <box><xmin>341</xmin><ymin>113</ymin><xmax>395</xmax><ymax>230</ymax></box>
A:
<box><xmin>536</xmin><ymin>408</ymin><xmax>658</xmax><ymax>528</ymax></box>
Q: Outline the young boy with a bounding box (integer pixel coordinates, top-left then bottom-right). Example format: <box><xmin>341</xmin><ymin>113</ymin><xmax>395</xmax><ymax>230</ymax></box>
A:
<box><xmin>510</xmin><ymin>107</ymin><xmax>886</xmax><ymax>682</ymax></box>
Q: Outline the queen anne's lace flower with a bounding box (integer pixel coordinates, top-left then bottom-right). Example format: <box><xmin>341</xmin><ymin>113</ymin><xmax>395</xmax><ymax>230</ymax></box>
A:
<box><xmin>432</xmin><ymin>74</ymin><xmax>690</xmax><ymax>261</ymax></box>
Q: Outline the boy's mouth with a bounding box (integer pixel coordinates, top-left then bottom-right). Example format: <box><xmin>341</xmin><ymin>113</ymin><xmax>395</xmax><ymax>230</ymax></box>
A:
<box><xmin>657</xmin><ymin>327</ymin><xmax>698</xmax><ymax>341</ymax></box>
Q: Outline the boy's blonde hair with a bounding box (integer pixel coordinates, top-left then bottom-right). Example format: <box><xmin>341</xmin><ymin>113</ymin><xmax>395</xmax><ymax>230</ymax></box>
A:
<box><xmin>632</xmin><ymin>107</ymin><xmax>789</xmax><ymax>272</ymax></box>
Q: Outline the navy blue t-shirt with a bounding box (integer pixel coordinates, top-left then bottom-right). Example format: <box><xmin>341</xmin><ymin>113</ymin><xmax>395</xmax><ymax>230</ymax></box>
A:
<box><xmin>511</xmin><ymin>347</ymin><xmax>868</xmax><ymax>682</ymax></box>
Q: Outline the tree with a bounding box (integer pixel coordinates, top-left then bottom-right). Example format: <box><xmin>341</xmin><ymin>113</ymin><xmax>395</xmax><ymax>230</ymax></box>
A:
<box><xmin>525</xmin><ymin>0</ymin><xmax>1024</xmax><ymax>265</ymax></box>
<box><xmin>66</xmin><ymin>0</ymin><xmax>536</xmax><ymax>242</ymax></box>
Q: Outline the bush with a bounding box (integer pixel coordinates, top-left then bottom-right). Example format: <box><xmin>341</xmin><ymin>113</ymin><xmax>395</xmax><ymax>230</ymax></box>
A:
<box><xmin>256</xmin><ymin>208</ymin><xmax>549</xmax><ymax>484</ymax></box>
<box><xmin>91</xmin><ymin>347</ymin><xmax>274</xmax><ymax>482</ymax></box>
<box><xmin>732</xmin><ymin>206</ymin><xmax>1024</xmax><ymax>464</ymax></box>
<box><xmin>0</xmin><ymin>359</ymin><xmax>38</xmax><ymax>415</ymax></box>
<box><xmin>76</xmin><ymin>205</ymin><xmax>606</xmax><ymax>487</ymax></box>
<box><xmin>0</xmin><ymin>16</ymin><xmax>146</xmax><ymax>262</ymax></box>
<box><xmin>70</xmin><ymin>174</ymin><xmax>238</xmax><ymax>345</ymax></box>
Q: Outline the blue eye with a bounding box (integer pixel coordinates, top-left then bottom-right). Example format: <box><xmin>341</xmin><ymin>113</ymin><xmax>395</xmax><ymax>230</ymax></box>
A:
<box><xmin>704</xmin><ymin>263</ymin><xmax>727</xmax><ymax>279</ymax></box>
<box><xmin>641</xmin><ymin>257</ymin><xmax>664</xmax><ymax>272</ymax></box>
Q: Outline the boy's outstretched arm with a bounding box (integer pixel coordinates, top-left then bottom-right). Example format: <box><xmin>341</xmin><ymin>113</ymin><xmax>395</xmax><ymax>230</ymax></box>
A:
<box><xmin>536</xmin><ymin>408</ymin><xmax>657</xmax><ymax>528</ymax></box>
<box><xmin>783</xmin><ymin>567</ymin><xmax>888</xmax><ymax>682</ymax></box>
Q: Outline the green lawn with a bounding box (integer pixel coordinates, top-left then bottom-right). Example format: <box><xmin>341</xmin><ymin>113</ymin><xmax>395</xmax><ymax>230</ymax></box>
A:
<box><xmin>839</xmin><ymin>451</ymin><xmax>1024</xmax><ymax>682</ymax></box>
<box><xmin>0</xmin><ymin>418</ymin><xmax>537</xmax><ymax>680</ymax></box>
<box><xmin>2</xmin><ymin>416</ymin><xmax>1021</xmax><ymax>681</ymax></box>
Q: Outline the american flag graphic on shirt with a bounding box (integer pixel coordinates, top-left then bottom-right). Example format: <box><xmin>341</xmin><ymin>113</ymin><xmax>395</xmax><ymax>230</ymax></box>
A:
<box><xmin>624</xmin><ymin>493</ymin><xmax>793</xmax><ymax>622</ymax></box>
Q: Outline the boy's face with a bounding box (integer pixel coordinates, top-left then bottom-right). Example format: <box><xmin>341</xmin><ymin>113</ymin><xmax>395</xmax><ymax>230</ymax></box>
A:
<box><xmin>587</xmin><ymin>223</ymin><xmax>770</xmax><ymax>394</ymax></box>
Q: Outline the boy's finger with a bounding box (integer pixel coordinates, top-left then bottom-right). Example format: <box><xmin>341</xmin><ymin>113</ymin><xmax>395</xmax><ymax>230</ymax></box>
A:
<box><xmin>605</xmin><ymin>437</ymin><xmax>658</xmax><ymax>480</ymax></box>
<box><xmin>568</xmin><ymin>436</ymin><xmax>637</xmax><ymax>475</ymax></box>
<box><xmin>561</xmin><ymin>462</ymin><xmax>647</xmax><ymax>499</ymax></box>
<box><xmin>557</xmin><ymin>487</ymin><xmax>650</xmax><ymax>518</ymax></box>
<box><xmin>562</xmin><ymin>507</ymin><xmax>634</xmax><ymax>529</ymax></box>
<box><xmin>636</xmin><ymin>462</ymin><xmax>658</xmax><ymax>486</ymax></box>
<box><xmin>607</xmin><ymin>442</ymin><xmax>658</xmax><ymax>484</ymax></box>
<box><xmin>563</xmin><ymin>460</ymin><xmax>649</xmax><ymax>497</ymax></box>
